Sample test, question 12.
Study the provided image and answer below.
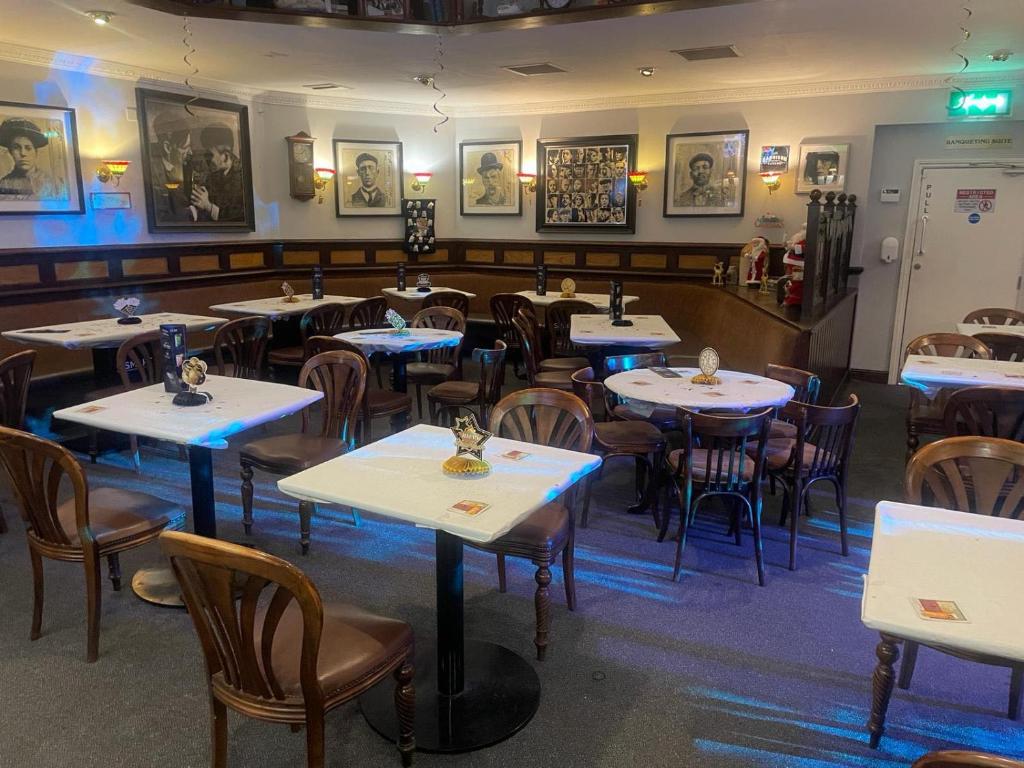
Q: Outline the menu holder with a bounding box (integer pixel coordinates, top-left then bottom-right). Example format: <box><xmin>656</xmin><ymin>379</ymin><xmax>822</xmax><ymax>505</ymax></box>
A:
<box><xmin>609</xmin><ymin>280</ymin><xmax>631</xmax><ymax>326</ymax></box>
<box><xmin>160</xmin><ymin>324</ymin><xmax>187</xmax><ymax>393</ymax></box>
<box><xmin>397</xmin><ymin>262</ymin><xmax>407</xmax><ymax>291</ymax></box>
<box><xmin>311</xmin><ymin>265</ymin><xmax>324</xmax><ymax>300</ymax></box>
<box><xmin>536</xmin><ymin>265</ymin><xmax>547</xmax><ymax>296</ymax></box>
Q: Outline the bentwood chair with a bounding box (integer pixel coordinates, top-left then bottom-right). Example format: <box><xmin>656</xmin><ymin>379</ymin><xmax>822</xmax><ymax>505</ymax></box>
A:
<box><xmin>268</xmin><ymin>303</ymin><xmax>349</xmax><ymax>369</ymax></box>
<box><xmin>972</xmin><ymin>332</ymin><xmax>1024</xmax><ymax>362</ymax></box>
<box><xmin>604</xmin><ymin>352</ymin><xmax>681</xmax><ymax>432</ymax></box>
<box><xmin>160</xmin><ymin>531</ymin><xmax>415</xmax><ymax>768</ymax></box>
<box><xmin>407</xmin><ymin>306</ymin><xmax>466</xmax><ymax>418</ymax></box>
<box><xmin>512</xmin><ymin>311</ymin><xmax>576</xmax><ymax>391</ymax></box>
<box><xmin>962</xmin><ymin>308</ymin><xmax>1024</xmax><ymax>326</ymax></box>
<box><xmin>0</xmin><ymin>350</ymin><xmax>35</xmax><ymax>534</ymax></box>
<box><xmin>490</xmin><ymin>293</ymin><xmax>533</xmax><ymax>377</ymax></box>
<box><xmin>348</xmin><ymin>296</ymin><xmax>390</xmax><ymax>387</ymax></box>
<box><xmin>239</xmin><ymin>351</ymin><xmax>367</xmax><ymax>553</ymax></box>
<box><xmin>901</xmin><ymin>436</ymin><xmax>1024</xmax><ymax>719</ymax></box>
<box><xmin>214</xmin><ymin>316</ymin><xmax>270</xmax><ymax>380</ymax></box>
<box><xmin>912</xmin><ymin>751</ymin><xmax>1024</xmax><ymax>768</ymax></box>
<box><xmin>663</xmin><ymin>408</ymin><xmax>772</xmax><ymax>584</ymax></box>
<box><xmin>422</xmin><ymin>290</ymin><xmax>469</xmax><ymax>318</ymax></box>
<box><xmin>0</xmin><ymin>426</ymin><xmax>185</xmax><ymax>662</ymax></box>
<box><xmin>426</xmin><ymin>340</ymin><xmax>506</xmax><ymax>427</ymax></box>
<box><xmin>305</xmin><ymin>336</ymin><xmax>413</xmax><ymax>444</ymax></box>
<box><xmin>519</xmin><ymin>305</ymin><xmax>589</xmax><ymax>374</ymax></box>
<box><xmin>764</xmin><ymin>363</ymin><xmax>821</xmax><ymax>439</ymax></box>
<box><xmin>571</xmin><ymin>367</ymin><xmax>666</xmax><ymax>527</ymax></box>
<box><xmin>762</xmin><ymin>395</ymin><xmax>861</xmax><ymax>571</ymax></box>
<box><xmin>469</xmin><ymin>388</ymin><xmax>594</xmax><ymax>660</ymax></box>
<box><xmin>904</xmin><ymin>333</ymin><xmax>992</xmax><ymax>457</ymax></box>
<box><xmin>943</xmin><ymin>386</ymin><xmax>1024</xmax><ymax>441</ymax></box>
<box><xmin>545</xmin><ymin>299</ymin><xmax>597</xmax><ymax>360</ymax></box>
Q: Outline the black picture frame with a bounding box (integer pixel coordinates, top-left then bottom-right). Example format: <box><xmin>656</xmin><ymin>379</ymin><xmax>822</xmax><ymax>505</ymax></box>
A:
<box><xmin>663</xmin><ymin>129</ymin><xmax>749</xmax><ymax>218</ymax></box>
<box><xmin>333</xmin><ymin>139</ymin><xmax>404</xmax><ymax>217</ymax></box>
<box><xmin>459</xmin><ymin>139</ymin><xmax>522</xmax><ymax>216</ymax></box>
<box><xmin>536</xmin><ymin>134</ymin><xmax>637</xmax><ymax>233</ymax></box>
<box><xmin>136</xmin><ymin>88</ymin><xmax>255</xmax><ymax>234</ymax></box>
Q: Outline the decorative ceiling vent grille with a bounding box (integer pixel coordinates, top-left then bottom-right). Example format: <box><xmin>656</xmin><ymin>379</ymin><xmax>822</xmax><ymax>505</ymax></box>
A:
<box><xmin>503</xmin><ymin>63</ymin><xmax>568</xmax><ymax>76</ymax></box>
<box><xmin>672</xmin><ymin>45</ymin><xmax>740</xmax><ymax>61</ymax></box>
<box><xmin>302</xmin><ymin>82</ymin><xmax>348</xmax><ymax>90</ymax></box>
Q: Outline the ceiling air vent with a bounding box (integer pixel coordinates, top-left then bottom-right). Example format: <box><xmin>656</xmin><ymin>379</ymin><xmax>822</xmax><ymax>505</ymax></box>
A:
<box><xmin>503</xmin><ymin>63</ymin><xmax>568</xmax><ymax>77</ymax></box>
<box><xmin>671</xmin><ymin>45</ymin><xmax>740</xmax><ymax>62</ymax></box>
<box><xmin>302</xmin><ymin>83</ymin><xmax>348</xmax><ymax>91</ymax></box>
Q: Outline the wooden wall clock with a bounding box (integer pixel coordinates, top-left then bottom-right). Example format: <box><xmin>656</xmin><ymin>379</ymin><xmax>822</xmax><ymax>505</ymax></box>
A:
<box><xmin>285</xmin><ymin>131</ymin><xmax>316</xmax><ymax>201</ymax></box>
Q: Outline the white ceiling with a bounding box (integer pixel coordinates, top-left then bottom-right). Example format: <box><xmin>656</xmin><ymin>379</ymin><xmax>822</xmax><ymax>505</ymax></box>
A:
<box><xmin>2</xmin><ymin>0</ymin><xmax>1023</xmax><ymax>113</ymax></box>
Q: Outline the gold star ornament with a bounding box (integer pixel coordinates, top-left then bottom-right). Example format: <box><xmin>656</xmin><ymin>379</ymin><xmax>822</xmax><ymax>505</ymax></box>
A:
<box><xmin>442</xmin><ymin>414</ymin><xmax>493</xmax><ymax>476</ymax></box>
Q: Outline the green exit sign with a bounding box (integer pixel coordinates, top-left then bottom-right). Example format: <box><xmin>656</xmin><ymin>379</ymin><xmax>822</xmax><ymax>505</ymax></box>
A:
<box><xmin>947</xmin><ymin>89</ymin><xmax>1013</xmax><ymax>117</ymax></box>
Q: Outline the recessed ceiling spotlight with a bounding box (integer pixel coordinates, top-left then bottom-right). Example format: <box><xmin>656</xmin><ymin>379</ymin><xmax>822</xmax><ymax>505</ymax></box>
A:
<box><xmin>988</xmin><ymin>49</ymin><xmax>1013</xmax><ymax>62</ymax></box>
<box><xmin>639</xmin><ymin>66</ymin><xmax>655</xmax><ymax>77</ymax></box>
<box><xmin>413</xmin><ymin>74</ymin><xmax>434</xmax><ymax>87</ymax></box>
<box><xmin>86</xmin><ymin>10</ymin><xmax>114</xmax><ymax>25</ymax></box>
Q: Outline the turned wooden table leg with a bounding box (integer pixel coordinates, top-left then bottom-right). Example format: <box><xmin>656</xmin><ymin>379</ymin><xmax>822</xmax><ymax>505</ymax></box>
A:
<box><xmin>868</xmin><ymin>634</ymin><xmax>901</xmax><ymax>748</ymax></box>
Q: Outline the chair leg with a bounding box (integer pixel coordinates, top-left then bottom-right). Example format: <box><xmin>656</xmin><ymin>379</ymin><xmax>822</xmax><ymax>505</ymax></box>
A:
<box><xmin>84</xmin><ymin>547</ymin><xmax>101</xmax><ymax>663</ymax></box>
<box><xmin>533</xmin><ymin>561</ymin><xmax>552</xmax><ymax>661</ymax></box>
<box><xmin>415</xmin><ymin>383</ymin><xmax>424</xmax><ymax>420</ymax></box>
<box><xmin>1010</xmin><ymin>666</ymin><xmax>1023</xmax><ymax>720</ymax></box>
<box><xmin>240</xmin><ymin>462</ymin><xmax>255</xmax><ymax>535</ymax></box>
<box><xmin>789</xmin><ymin>478</ymin><xmax>804</xmax><ymax>572</ymax></box>
<box><xmin>351</xmin><ymin>507</ymin><xmax>362</xmax><ymax>527</ymax></box>
<box><xmin>305</xmin><ymin>710</ymin><xmax>326</xmax><ymax>768</ymax></box>
<box><xmin>299</xmin><ymin>501</ymin><xmax>314</xmax><ymax>555</ymax></box>
<box><xmin>658</xmin><ymin>479</ymin><xmax>675</xmax><ymax>543</ymax></box>
<box><xmin>906</xmin><ymin>424</ymin><xmax>919</xmax><ymax>461</ymax></box>
<box><xmin>580</xmin><ymin>470</ymin><xmax>593</xmax><ymax>528</ymax></box>
<box><xmin>672</xmin><ymin>497</ymin><xmax>691</xmax><ymax>582</ymax></box>
<box><xmin>394</xmin><ymin>659</ymin><xmax>416</xmax><ymax>767</ymax></box>
<box><xmin>107</xmin><ymin>554</ymin><xmax>122</xmax><ymax>591</ymax></box>
<box><xmin>0</xmin><ymin>503</ymin><xmax>7</xmax><ymax>534</ymax></box>
<box><xmin>897</xmin><ymin>640</ymin><xmax>919</xmax><ymax>690</ymax></box>
<box><xmin>497</xmin><ymin>553</ymin><xmax>507</xmax><ymax>593</ymax></box>
<box><xmin>836</xmin><ymin>477</ymin><xmax>850</xmax><ymax>557</ymax></box>
<box><xmin>29</xmin><ymin>546</ymin><xmax>44</xmax><ymax>641</ymax></box>
<box><xmin>562</xmin><ymin>535</ymin><xmax>577</xmax><ymax>611</ymax></box>
<box><xmin>868</xmin><ymin>635</ymin><xmax>901</xmax><ymax>749</ymax></box>
<box><xmin>130</xmin><ymin>435</ymin><xmax>141</xmax><ymax>475</ymax></box>
<box><xmin>88</xmin><ymin>428</ymin><xmax>99</xmax><ymax>464</ymax></box>
<box><xmin>178</xmin><ymin>444</ymin><xmax>188</xmax><ymax>462</ymax></box>
<box><xmin>750</xmin><ymin>497</ymin><xmax>765</xmax><ymax>587</ymax></box>
<box><xmin>211</xmin><ymin>697</ymin><xmax>228</xmax><ymax>768</ymax></box>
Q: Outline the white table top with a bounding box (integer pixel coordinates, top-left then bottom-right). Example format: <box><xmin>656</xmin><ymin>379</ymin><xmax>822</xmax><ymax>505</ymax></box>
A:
<box><xmin>278</xmin><ymin>424</ymin><xmax>601</xmax><ymax>544</ymax></box>
<box><xmin>956</xmin><ymin>323</ymin><xmax>1024</xmax><ymax>339</ymax></box>
<box><xmin>334</xmin><ymin>328</ymin><xmax>462</xmax><ymax>356</ymax></box>
<box><xmin>517</xmin><ymin>291</ymin><xmax>640</xmax><ymax>311</ymax></box>
<box><xmin>2</xmin><ymin>313</ymin><xmax>227</xmax><ymax>350</ymax></box>
<box><xmin>861</xmin><ymin>501</ymin><xmax>1024</xmax><ymax>663</ymax></box>
<box><xmin>53</xmin><ymin>375</ymin><xmax>322</xmax><ymax>449</ymax></box>
<box><xmin>605</xmin><ymin>368</ymin><xmax>794</xmax><ymax>413</ymax></box>
<box><xmin>569</xmin><ymin>314</ymin><xmax>681</xmax><ymax>348</ymax></box>
<box><xmin>900</xmin><ymin>354</ymin><xmax>1024</xmax><ymax>397</ymax></box>
<box><xmin>209</xmin><ymin>294</ymin><xmax>364</xmax><ymax>318</ymax></box>
<box><xmin>382</xmin><ymin>287</ymin><xmax>477</xmax><ymax>302</ymax></box>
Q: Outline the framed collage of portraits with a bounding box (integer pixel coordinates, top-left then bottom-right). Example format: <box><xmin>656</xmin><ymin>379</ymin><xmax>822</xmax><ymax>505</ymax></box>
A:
<box><xmin>664</xmin><ymin>130</ymin><xmax>748</xmax><ymax>218</ymax></box>
<box><xmin>334</xmin><ymin>139</ymin><xmax>403</xmax><ymax>217</ymax></box>
<box><xmin>459</xmin><ymin>140</ymin><xmax>521</xmax><ymax>216</ymax></box>
<box><xmin>0</xmin><ymin>101</ymin><xmax>84</xmax><ymax>216</ymax></box>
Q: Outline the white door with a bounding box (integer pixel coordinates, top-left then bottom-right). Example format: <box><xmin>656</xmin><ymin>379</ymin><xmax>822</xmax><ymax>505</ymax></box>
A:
<box><xmin>896</xmin><ymin>165</ymin><xmax>1024</xmax><ymax>370</ymax></box>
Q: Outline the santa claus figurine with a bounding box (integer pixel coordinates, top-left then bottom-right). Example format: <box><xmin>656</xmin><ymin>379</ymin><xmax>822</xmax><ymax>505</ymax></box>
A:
<box><xmin>782</xmin><ymin>225</ymin><xmax>807</xmax><ymax>307</ymax></box>
<box><xmin>740</xmin><ymin>236</ymin><xmax>770</xmax><ymax>287</ymax></box>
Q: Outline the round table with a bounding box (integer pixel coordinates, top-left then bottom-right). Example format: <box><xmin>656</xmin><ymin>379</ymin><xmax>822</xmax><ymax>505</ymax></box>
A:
<box><xmin>334</xmin><ymin>328</ymin><xmax>462</xmax><ymax>393</ymax></box>
<box><xmin>604</xmin><ymin>367</ymin><xmax>795</xmax><ymax>414</ymax></box>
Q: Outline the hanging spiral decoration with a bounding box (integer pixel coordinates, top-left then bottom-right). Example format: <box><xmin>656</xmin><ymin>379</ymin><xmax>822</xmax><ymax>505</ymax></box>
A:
<box><xmin>431</xmin><ymin>31</ymin><xmax>449</xmax><ymax>134</ymax></box>
<box><xmin>947</xmin><ymin>3</ymin><xmax>972</xmax><ymax>109</ymax></box>
<box><xmin>182</xmin><ymin>12</ymin><xmax>200</xmax><ymax>117</ymax></box>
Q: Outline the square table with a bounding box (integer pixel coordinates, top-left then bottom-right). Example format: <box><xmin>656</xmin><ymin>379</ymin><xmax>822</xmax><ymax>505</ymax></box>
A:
<box><xmin>278</xmin><ymin>423</ymin><xmax>601</xmax><ymax>752</ymax></box>
<box><xmin>570</xmin><ymin>314</ymin><xmax>681</xmax><ymax>349</ymax></box>
<box><xmin>956</xmin><ymin>323</ymin><xmax>1024</xmax><ymax>339</ymax></box>
<box><xmin>54</xmin><ymin>375</ymin><xmax>323</xmax><ymax>605</ymax></box>
<box><xmin>209</xmin><ymin>294</ymin><xmax>364</xmax><ymax>319</ymax></box>
<box><xmin>862</xmin><ymin>501</ymin><xmax>1024</xmax><ymax>747</ymax></box>
<box><xmin>900</xmin><ymin>354</ymin><xmax>1024</xmax><ymax>398</ymax></box>
<box><xmin>517</xmin><ymin>290</ymin><xmax>639</xmax><ymax>312</ymax></box>
<box><xmin>381</xmin><ymin>287</ymin><xmax>476</xmax><ymax>302</ymax></box>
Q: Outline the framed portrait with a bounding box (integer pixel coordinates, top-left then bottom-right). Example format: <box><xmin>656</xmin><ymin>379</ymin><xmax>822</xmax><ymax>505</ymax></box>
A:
<box><xmin>536</xmin><ymin>134</ymin><xmax>637</xmax><ymax>233</ymax></box>
<box><xmin>460</xmin><ymin>140</ymin><xmax>521</xmax><ymax>216</ymax></box>
<box><xmin>796</xmin><ymin>143</ymin><xmax>849</xmax><ymax>194</ymax></box>
<box><xmin>664</xmin><ymin>130</ymin><xmax>748</xmax><ymax>217</ymax></box>
<box><xmin>136</xmin><ymin>88</ymin><xmax>255</xmax><ymax>233</ymax></box>
<box><xmin>359</xmin><ymin>0</ymin><xmax>408</xmax><ymax>16</ymax></box>
<box><xmin>0</xmin><ymin>101</ymin><xmax>84</xmax><ymax>216</ymax></box>
<box><xmin>334</xmin><ymin>139</ymin><xmax>403</xmax><ymax>217</ymax></box>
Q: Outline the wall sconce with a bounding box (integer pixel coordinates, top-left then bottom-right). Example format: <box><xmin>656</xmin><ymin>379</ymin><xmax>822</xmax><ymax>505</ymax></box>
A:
<box><xmin>96</xmin><ymin>160</ymin><xmax>130</xmax><ymax>186</ymax></box>
<box><xmin>517</xmin><ymin>172</ymin><xmax>536</xmax><ymax>195</ymax></box>
<box><xmin>759</xmin><ymin>172</ymin><xmax>782</xmax><ymax>194</ymax></box>
<box><xmin>411</xmin><ymin>172</ymin><xmax>433</xmax><ymax>192</ymax></box>
<box><xmin>628</xmin><ymin>170</ymin><xmax>648</xmax><ymax>205</ymax></box>
<box><xmin>314</xmin><ymin>167</ymin><xmax>335</xmax><ymax>204</ymax></box>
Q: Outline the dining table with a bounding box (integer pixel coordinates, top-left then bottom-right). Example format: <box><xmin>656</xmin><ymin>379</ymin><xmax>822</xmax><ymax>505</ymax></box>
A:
<box><xmin>53</xmin><ymin>375</ymin><xmax>323</xmax><ymax>606</ymax></box>
<box><xmin>517</xmin><ymin>290</ymin><xmax>639</xmax><ymax>312</ymax></box>
<box><xmin>569</xmin><ymin>313</ymin><xmax>681</xmax><ymax>351</ymax></box>
<box><xmin>956</xmin><ymin>323</ymin><xmax>1024</xmax><ymax>339</ymax></box>
<box><xmin>209</xmin><ymin>294</ymin><xmax>364</xmax><ymax>319</ymax></box>
<box><xmin>604</xmin><ymin>367</ymin><xmax>795</xmax><ymax>416</ymax></box>
<box><xmin>278</xmin><ymin>423</ymin><xmax>601</xmax><ymax>752</ymax></box>
<box><xmin>381</xmin><ymin>287</ymin><xmax>477</xmax><ymax>303</ymax></box>
<box><xmin>900</xmin><ymin>354</ymin><xmax>1024</xmax><ymax>398</ymax></box>
<box><xmin>333</xmin><ymin>327</ymin><xmax>462</xmax><ymax>394</ymax></box>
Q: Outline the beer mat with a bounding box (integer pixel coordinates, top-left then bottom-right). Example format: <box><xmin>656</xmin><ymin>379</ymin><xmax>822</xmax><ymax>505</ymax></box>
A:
<box><xmin>913</xmin><ymin>598</ymin><xmax>967</xmax><ymax>622</ymax></box>
<box><xmin>631</xmin><ymin>380</ymin><xmax>653</xmax><ymax>386</ymax></box>
<box><xmin>78</xmin><ymin>405</ymin><xmax>107</xmax><ymax>414</ymax></box>
<box><xmin>649</xmin><ymin>367</ymin><xmax>682</xmax><ymax>378</ymax></box>
<box><xmin>500</xmin><ymin>450</ymin><xmax>530</xmax><ymax>461</ymax></box>
<box><xmin>448</xmin><ymin>500</ymin><xmax>490</xmax><ymax>517</ymax></box>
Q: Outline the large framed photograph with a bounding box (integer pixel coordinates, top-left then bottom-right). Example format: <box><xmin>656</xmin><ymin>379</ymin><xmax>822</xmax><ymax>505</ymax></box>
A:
<box><xmin>0</xmin><ymin>101</ymin><xmax>84</xmax><ymax>216</ymax></box>
<box><xmin>664</xmin><ymin>130</ymin><xmax>748</xmax><ymax>217</ymax></box>
<box><xmin>334</xmin><ymin>139</ymin><xmax>403</xmax><ymax>217</ymax></box>
<box><xmin>460</xmin><ymin>140</ymin><xmax>521</xmax><ymax>216</ymax></box>
<box><xmin>536</xmin><ymin>135</ymin><xmax>637</xmax><ymax>232</ymax></box>
<box><xmin>136</xmin><ymin>88</ymin><xmax>255</xmax><ymax>233</ymax></box>
<box><xmin>796</xmin><ymin>143</ymin><xmax>849</xmax><ymax>194</ymax></box>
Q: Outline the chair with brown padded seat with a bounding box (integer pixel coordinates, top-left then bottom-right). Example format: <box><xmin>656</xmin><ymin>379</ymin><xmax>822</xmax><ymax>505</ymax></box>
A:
<box><xmin>662</xmin><ymin>408</ymin><xmax>772</xmax><ymax>585</ymax></box>
<box><xmin>240</xmin><ymin>351</ymin><xmax>367</xmax><ymax>554</ymax></box>
<box><xmin>604</xmin><ymin>352</ymin><xmax>682</xmax><ymax>432</ymax></box>
<box><xmin>943</xmin><ymin>386</ymin><xmax>1024</xmax><ymax>441</ymax></box>
<box><xmin>962</xmin><ymin>308</ymin><xmax>1024</xmax><ymax>326</ymax></box>
<box><xmin>514</xmin><ymin>305</ymin><xmax>588</xmax><ymax>374</ymax></box>
<box><xmin>468</xmin><ymin>388</ymin><xmax>594</xmax><ymax>660</ymax></box>
<box><xmin>546</xmin><ymin>299</ymin><xmax>597</xmax><ymax>360</ymax></box>
<box><xmin>904</xmin><ymin>333</ymin><xmax>992</xmax><ymax>457</ymax></box>
<box><xmin>305</xmin><ymin>336</ymin><xmax>413</xmax><ymax>444</ymax></box>
<box><xmin>406</xmin><ymin>306</ymin><xmax>466</xmax><ymax>419</ymax></box>
<box><xmin>348</xmin><ymin>296</ymin><xmax>390</xmax><ymax>388</ymax></box>
<box><xmin>421</xmin><ymin>290</ymin><xmax>469</xmax><ymax>318</ymax></box>
<box><xmin>512</xmin><ymin>311</ymin><xmax>575</xmax><ymax>392</ymax></box>
<box><xmin>0</xmin><ymin>350</ymin><xmax>35</xmax><ymax>534</ymax></box>
<box><xmin>899</xmin><ymin>436</ymin><xmax>1024</xmax><ymax>720</ymax></box>
<box><xmin>761</xmin><ymin>394</ymin><xmax>860</xmax><ymax>571</ymax></box>
<box><xmin>160</xmin><ymin>530</ymin><xmax>415</xmax><ymax>768</ymax></box>
<box><xmin>571</xmin><ymin>367</ymin><xmax>666</xmax><ymax>528</ymax></box>
<box><xmin>268</xmin><ymin>303</ymin><xmax>349</xmax><ymax>370</ymax></box>
<box><xmin>0</xmin><ymin>426</ymin><xmax>185</xmax><ymax>662</ymax></box>
<box><xmin>490</xmin><ymin>293</ymin><xmax>533</xmax><ymax>377</ymax></box>
<box><xmin>912</xmin><ymin>751</ymin><xmax>1024</xmax><ymax>768</ymax></box>
<box><xmin>764</xmin><ymin>363</ymin><xmax>821</xmax><ymax>440</ymax></box>
<box><xmin>972</xmin><ymin>332</ymin><xmax>1024</xmax><ymax>362</ymax></box>
<box><xmin>427</xmin><ymin>340</ymin><xmax>506</xmax><ymax>427</ymax></box>
<box><xmin>214</xmin><ymin>316</ymin><xmax>270</xmax><ymax>380</ymax></box>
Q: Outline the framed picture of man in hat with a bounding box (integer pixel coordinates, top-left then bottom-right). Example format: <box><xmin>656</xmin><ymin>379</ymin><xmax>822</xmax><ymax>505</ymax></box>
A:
<box><xmin>664</xmin><ymin>130</ymin><xmax>748</xmax><ymax>218</ymax></box>
<box><xmin>333</xmin><ymin>139</ymin><xmax>403</xmax><ymax>217</ymax></box>
<box><xmin>0</xmin><ymin>101</ymin><xmax>84</xmax><ymax>216</ymax></box>
<box><xmin>136</xmin><ymin>88</ymin><xmax>255</xmax><ymax>233</ymax></box>
<box><xmin>459</xmin><ymin>140</ymin><xmax>521</xmax><ymax>216</ymax></box>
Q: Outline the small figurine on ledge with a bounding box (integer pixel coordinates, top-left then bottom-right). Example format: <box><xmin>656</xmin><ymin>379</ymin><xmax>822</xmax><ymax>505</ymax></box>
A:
<box><xmin>741</xmin><ymin>236</ymin><xmax>770</xmax><ymax>287</ymax></box>
<box><xmin>712</xmin><ymin>261</ymin><xmax>724</xmax><ymax>286</ymax></box>
<box><xmin>759</xmin><ymin>272</ymin><xmax>770</xmax><ymax>295</ymax></box>
<box><xmin>781</xmin><ymin>225</ymin><xmax>807</xmax><ymax>307</ymax></box>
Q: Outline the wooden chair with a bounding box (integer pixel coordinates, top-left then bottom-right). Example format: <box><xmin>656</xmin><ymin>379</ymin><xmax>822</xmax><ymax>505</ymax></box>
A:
<box><xmin>912</xmin><ymin>751</ymin><xmax>1024</xmax><ymax>768</ymax></box>
<box><xmin>904</xmin><ymin>333</ymin><xmax>992</xmax><ymax>457</ymax></box>
<box><xmin>240</xmin><ymin>351</ymin><xmax>367</xmax><ymax>554</ymax></box>
<box><xmin>421</xmin><ymin>290</ymin><xmax>469</xmax><ymax>318</ymax></box>
<box><xmin>490</xmin><ymin>293</ymin><xmax>533</xmax><ymax>377</ymax></box>
<box><xmin>0</xmin><ymin>350</ymin><xmax>35</xmax><ymax>534</ymax></box>
<box><xmin>268</xmin><ymin>302</ymin><xmax>349</xmax><ymax>369</ymax></box>
<box><xmin>0</xmin><ymin>427</ymin><xmax>185</xmax><ymax>662</ymax></box>
<box><xmin>662</xmin><ymin>408</ymin><xmax>772</xmax><ymax>584</ymax></box>
<box><xmin>546</xmin><ymin>299</ymin><xmax>597</xmax><ymax>360</ymax></box>
<box><xmin>943</xmin><ymin>386</ymin><xmax>1024</xmax><ymax>441</ymax></box>
<box><xmin>214</xmin><ymin>316</ymin><xmax>270</xmax><ymax>380</ymax></box>
<box><xmin>407</xmin><ymin>306</ymin><xmax>466</xmax><ymax>418</ymax></box>
<box><xmin>348</xmin><ymin>297</ymin><xmax>390</xmax><ymax>388</ymax></box>
<box><xmin>972</xmin><ymin>332</ymin><xmax>1024</xmax><ymax>362</ymax></box>
<box><xmin>764</xmin><ymin>363</ymin><xmax>821</xmax><ymax>439</ymax></box>
<box><xmin>305</xmin><ymin>336</ymin><xmax>412</xmax><ymax>444</ymax></box>
<box><xmin>427</xmin><ymin>340</ymin><xmax>506</xmax><ymax>427</ymax></box>
<box><xmin>571</xmin><ymin>367</ymin><xmax>666</xmax><ymax>527</ymax></box>
<box><xmin>604</xmin><ymin>352</ymin><xmax>681</xmax><ymax>431</ymax></box>
<box><xmin>469</xmin><ymin>388</ymin><xmax>594</xmax><ymax>660</ymax></box>
<box><xmin>518</xmin><ymin>304</ymin><xmax>589</xmax><ymax>374</ymax></box>
<box><xmin>160</xmin><ymin>530</ymin><xmax>415</xmax><ymax>768</ymax></box>
<box><xmin>901</xmin><ymin>436</ymin><xmax>1024</xmax><ymax>719</ymax></box>
<box><xmin>962</xmin><ymin>308</ymin><xmax>1024</xmax><ymax>326</ymax></box>
<box><xmin>512</xmin><ymin>311</ymin><xmax>575</xmax><ymax>391</ymax></box>
<box><xmin>762</xmin><ymin>394</ymin><xmax>860</xmax><ymax>571</ymax></box>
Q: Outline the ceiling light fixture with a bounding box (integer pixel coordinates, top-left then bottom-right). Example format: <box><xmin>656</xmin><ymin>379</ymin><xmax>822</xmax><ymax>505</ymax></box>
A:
<box><xmin>413</xmin><ymin>74</ymin><xmax>434</xmax><ymax>87</ymax></box>
<box><xmin>988</xmin><ymin>49</ymin><xmax>1013</xmax><ymax>62</ymax></box>
<box><xmin>86</xmin><ymin>10</ymin><xmax>113</xmax><ymax>25</ymax></box>
<box><xmin>639</xmin><ymin>67</ymin><xmax>655</xmax><ymax>77</ymax></box>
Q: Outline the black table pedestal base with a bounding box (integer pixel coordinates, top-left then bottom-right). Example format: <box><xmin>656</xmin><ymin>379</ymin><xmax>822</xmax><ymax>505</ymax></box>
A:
<box><xmin>360</xmin><ymin>639</ymin><xmax>540</xmax><ymax>753</ymax></box>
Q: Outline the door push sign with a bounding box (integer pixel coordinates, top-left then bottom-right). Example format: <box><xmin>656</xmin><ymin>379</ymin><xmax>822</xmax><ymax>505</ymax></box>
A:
<box><xmin>954</xmin><ymin>188</ymin><xmax>996</xmax><ymax>214</ymax></box>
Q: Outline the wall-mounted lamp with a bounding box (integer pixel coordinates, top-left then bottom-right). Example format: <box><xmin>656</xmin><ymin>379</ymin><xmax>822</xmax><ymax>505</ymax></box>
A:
<box><xmin>96</xmin><ymin>160</ymin><xmax>130</xmax><ymax>186</ymax></box>
<box><xmin>517</xmin><ymin>171</ymin><xmax>536</xmax><ymax>195</ymax></box>
<box><xmin>411</xmin><ymin>171</ymin><xmax>433</xmax><ymax>192</ymax></box>
<box><xmin>314</xmin><ymin>167</ymin><xmax>335</xmax><ymax>204</ymax></box>
<box><xmin>759</xmin><ymin>171</ymin><xmax>782</xmax><ymax>194</ymax></box>
<box><xmin>628</xmin><ymin>170</ymin><xmax>648</xmax><ymax>205</ymax></box>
